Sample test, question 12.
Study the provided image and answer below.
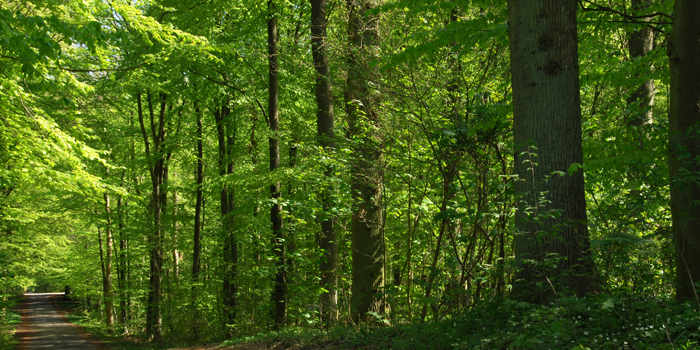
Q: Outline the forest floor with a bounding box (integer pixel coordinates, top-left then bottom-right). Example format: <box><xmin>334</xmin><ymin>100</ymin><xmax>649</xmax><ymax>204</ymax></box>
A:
<box><xmin>49</xmin><ymin>292</ymin><xmax>700</xmax><ymax>350</ymax></box>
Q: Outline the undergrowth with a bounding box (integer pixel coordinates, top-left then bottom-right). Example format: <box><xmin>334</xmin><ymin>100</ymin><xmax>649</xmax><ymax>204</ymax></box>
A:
<box><xmin>0</xmin><ymin>295</ymin><xmax>20</xmax><ymax>350</ymax></box>
<box><xmin>68</xmin><ymin>291</ymin><xmax>700</xmax><ymax>350</ymax></box>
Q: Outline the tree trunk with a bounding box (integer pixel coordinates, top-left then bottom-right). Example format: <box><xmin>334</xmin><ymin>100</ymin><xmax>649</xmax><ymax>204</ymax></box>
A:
<box><xmin>627</xmin><ymin>0</ymin><xmax>655</xmax><ymax>129</ymax></box>
<box><xmin>507</xmin><ymin>0</ymin><xmax>599</xmax><ymax>302</ymax></box>
<box><xmin>103</xmin><ymin>193</ymin><xmax>114</xmax><ymax>326</ymax></box>
<box><xmin>310</xmin><ymin>0</ymin><xmax>338</xmax><ymax>325</ymax></box>
<box><xmin>346</xmin><ymin>0</ymin><xmax>386</xmax><ymax>323</ymax></box>
<box><xmin>137</xmin><ymin>91</ymin><xmax>171</xmax><ymax>342</ymax></box>
<box><xmin>192</xmin><ymin>103</ymin><xmax>204</xmax><ymax>340</ymax></box>
<box><xmin>116</xmin><ymin>194</ymin><xmax>127</xmax><ymax>326</ymax></box>
<box><xmin>214</xmin><ymin>101</ymin><xmax>238</xmax><ymax>335</ymax></box>
<box><xmin>268</xmin><ymin>0</ymin><xmax>286</xmax><ymax>329</ymax></box>
<box><xmin>668</xmin><ymin>0</ymin><xmax>700</xmax><ymax>305</ymax></box>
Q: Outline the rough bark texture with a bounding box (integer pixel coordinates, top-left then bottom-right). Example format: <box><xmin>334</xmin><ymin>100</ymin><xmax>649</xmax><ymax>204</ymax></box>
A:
<box><xmin>346</xmin><ymin>0</ymin><xmax>386</xmax><ymax>323</ymax></box>
<box><xmin>507</xmin><ymin>0</ymin><xmax>599</xmax><ymax>302</ymax></box>
<box><xmin>310</xmin><ymin>0</ymin><xmax>338</xmax><ymax>325</ymax></box>
<box><xmin>268</xmin><ymin>0</ymin><xmax>287</xmax><ymax>329</ymax></box>
<box><xmin>668</xmin><ymin>0</ymin><xmax>700</xmax><ymax>305</ymax></box>
<box><xmin>627</xmin><ymin>0</ymin><xmax>655</xmax><ymax>128</ymax></box>
<box><xmin>214</xmin><ymin>101</ymin><xmax>237</xmax><ymax>334</ymax></box>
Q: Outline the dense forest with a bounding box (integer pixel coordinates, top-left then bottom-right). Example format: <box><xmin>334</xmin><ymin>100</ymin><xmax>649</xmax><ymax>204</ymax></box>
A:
<box><xmin>1</xmin><ymin>0</ymin><xmax>700</xmax><ymax>349</ymax></box>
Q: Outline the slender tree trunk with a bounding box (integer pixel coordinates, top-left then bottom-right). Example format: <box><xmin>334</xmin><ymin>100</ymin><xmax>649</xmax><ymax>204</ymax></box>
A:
<box><xmin>172</xmin><ymin>192</ymin><xmax>179</xmax><ymax>281</ymax></box>
<box><xmin>103</xmin><ymin>193</ymin><xmax>115</xmax><ymax>326</ymax></box>
<box><xmin>268</xmin><ymin>0</ymin><xmax>286</xmax><ymax>329</ymax></box>
<box><xmin>137</xmin><ymin>91</ymin><xmax>170</xmax><ymax>342</ymax></box>
<box><xmin>192</xmin><ymin>103</ymin><xmax>204</xmax><ymax>340</ymax></box>
<box><xmin>116</xmin><ymin>194</ymin><xmax>127</xmax><ymax>326</ymax></box>
<box><xmin>215</xmin><ymin>101</ymin><xmax>238</xmax><ymax>335</ymax></box>
<box><xmin>627</xmin><ymin>0</ymin><xmax>655</xmax><ymax>129</ymax></box>
<box><xmin>507</xmin><ymin>0</ymin><xmax>599</xmax><ymax>302</ymax></box>
<box><xmin>310</xmin><ymin>0</ymin><xmax>338</xmax><ymax>325</ymax></box>
<box><xmin>668</xmin><ymin>0</ymin><xmax>700</xmax><ymax>305</ymax></box>
<box><xmin>346</xmin><ymin>0</ymin><xmax>386</xmax><ymax>323</ymax></box>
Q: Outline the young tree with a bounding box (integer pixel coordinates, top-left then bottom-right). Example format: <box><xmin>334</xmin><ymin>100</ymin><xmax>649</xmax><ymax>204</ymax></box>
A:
<box><xmin>507</xmin><ymin>0</ymin><xmax>599</xmax><ymax>301</ymax></box>
<box><xmin>268</xmin><ymin>0</ymin><xmax>287</xmax><ymax>329</ymax></box>
<box><xmin>214</xmin><ymin>100</ymin><xmax>238</xmax><ymax>334</ymax></box>
<box><xmin>668</xmin><ymin>0</ymin><xmax>700</xmax><ymax>305</ymax></box>
<box><xmin>346</xmin><ymin>0</ymin><xmax>387</xmax><ymax>322</ymax></box>
<box><xmin>136</xmin><ymin>91</ymin><xmax>174</xmax><ymax>341</ymax></box>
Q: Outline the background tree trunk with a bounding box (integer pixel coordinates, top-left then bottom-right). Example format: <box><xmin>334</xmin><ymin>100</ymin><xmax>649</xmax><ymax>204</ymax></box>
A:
<box><xmin>310</xmin><ymin>0</ymin><xmax>338</xmax><ymax>325</ymax></box>
<box><xmin>668</xmin><ymin>0</ymin><xmax>700</xmax><ymax>305</ymax></box>
<box><xmin>268</xmin><ymin>0</ymin><xmax>286</xmax><ymax>329</ymax></box>
<box><xmin>346</xmin><ymin>0</ymin><xmax>386</xmax><ymax>323</ymax></box>
<box><xmin>137</xmin><ymin>91</ymin><xmax>171</xmax><ymax>342</ymax></box>
<box><xmin>215</xmin><ymin>101</ymin><xmax>238</xmax><ymax>335</ymax></box>
<box><xmin>627</xmin><ymin>0</ymin><xmax>655</xmax><ymax>129</ymax></box>
<box><xmin>507</xmin><ymin>0</ymin><xmax>599</xmax><ymax>302</ymax></box>
<box><xmin>192</xmin><ymin>103</ymin><xmax>204</xmax><ymax>340</ymax></box>
<box><xmin>103</xmin><ymin>193</ymin><xmax>114</xmax><ymax>326</ymax></box>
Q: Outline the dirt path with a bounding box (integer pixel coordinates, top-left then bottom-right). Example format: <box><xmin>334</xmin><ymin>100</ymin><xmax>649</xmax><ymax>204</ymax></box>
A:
<box><xmin>16</xmin><ymin>293</ymin><xmax>101</xmax><ymax>350</ymax></box>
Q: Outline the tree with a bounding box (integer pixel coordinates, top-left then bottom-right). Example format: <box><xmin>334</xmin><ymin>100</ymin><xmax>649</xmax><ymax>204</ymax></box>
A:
<box><xmin>668</xmin><ymin>0</ymin><xmax>700</xmax><ymax>305</ymax></box>
<box><xmin>346</xmin><ymin>0</ymin><xmax>387</xmax><ymax>322</ymax></box>
<box><xmin>136</xmin><ymin>91</ymin><xmax>175</xmax><ymax>341</ymax></box>
<box><xmin>268</xmin><ymin>0</ymin><xmax>287</xmax><ymax>329</ymax></box>
<box><xmin>310</xmin><ymin>0</ymin><xmax>338</xmax><ymax>325</ymax></box>
<box><xmin>627</xmin><ymin>0</ymin><xmax>655</xmax><ymax>130</ymax></box>
<box><xmin>507</xmin><ymin>0</ymin><xmax>599</xmax><ymax>301</ymax></box>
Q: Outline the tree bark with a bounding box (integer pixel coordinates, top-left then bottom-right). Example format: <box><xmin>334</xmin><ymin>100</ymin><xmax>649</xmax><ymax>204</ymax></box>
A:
<box><xmin>214</xmin><ymin>100</ymin><xmax>238</xmax><ymax>335</ymax></box>
<box><xmin>137</xmin><ymin>91</ymin><xmax>171</xmax><ymax>342</ymax></box>
<box><xmin>268</xmin><ymin>0</ymin><xmax>286</xmax><ymax>329</ymax></box>
<box><xmin>310</xmin><ymin>0</ymin><xmax>338</xmax><ymax>325</ymax></box>
<box><xmin>346</xmin><ymin>0</ymin><xmax>386</xmax><ymax>323</ymax></box>
<box><xmin>507</xmin><ymin>0</ymin><xmax>599</xmax><ymax>302</ymax></box>
<box><xmin>627</xmin><ymin>0</ymin><xmax>655</xmax><ymax>129</ymax></box>
<box><xmin>103</xmin><ymin>193</ymin><xmax>114</xmax><ymax>326</ymax></box>
<box><xmin>668</xmin><ymin>0</ymin><xmax>700</xmax><ymax>305</ymax></box>
<box><xmin>192</xmin><ymin>103</ymin><xmax>204</xmax><ymax>340</ymax></box>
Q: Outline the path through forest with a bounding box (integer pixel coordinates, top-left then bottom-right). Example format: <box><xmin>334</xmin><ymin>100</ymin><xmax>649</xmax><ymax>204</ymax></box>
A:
<box><xmin>16</xmin><ymin>293</ymin><xmax>101</xmax><ymax>350</ymax></box>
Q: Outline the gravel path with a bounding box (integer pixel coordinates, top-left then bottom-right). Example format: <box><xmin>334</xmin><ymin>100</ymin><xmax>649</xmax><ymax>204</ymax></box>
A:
<box><xmin>17</xmin><ymin>293</ymin><xmax>100</xmax><ymax>350</ymax></box>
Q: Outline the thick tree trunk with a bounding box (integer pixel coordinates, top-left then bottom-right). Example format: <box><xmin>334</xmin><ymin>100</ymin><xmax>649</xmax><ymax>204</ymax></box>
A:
<box><xmin>507</xmin><ymin>0</ymin><xmax>599</xmax><ymax>302</ymax></box>
<box><xmin>346</xmin><ymin>0</ymin><xmax>386</xmax><ymax>323</ymax></box>
<box><xmin>310</xmin><ymin>0</ymin><xmax>338</xmax><ymax>325</ymax></box>
<box><xmin>192</xmin><ymin>103</ymin><xmax>204</xmax><ymax>340</ymax></box>
<box><xmin>268</xmin><ymin>0</ymin><xmax>286</xmax><ymax>329</ymax></box>
<box><xmin>627</xmin><ymin>0</ymin><xmax>655</xmax><ymax>129</ymax></box>
<box><xmin>668</xmin><ymin>0</ymin><xmax>700</xmax><ymax>305</ymax></box>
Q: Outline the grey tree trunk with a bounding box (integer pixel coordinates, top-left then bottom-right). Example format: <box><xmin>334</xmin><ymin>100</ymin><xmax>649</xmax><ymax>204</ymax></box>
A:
<box><xmin>310</xmin><ymin>0</ymin><xmax>338</xmax><ymax>325</ymax></box>
<box><xmin>627</xmin><ymin>0</ymin><xmax>655</xmax><ymax>129</ymax></box>
<box><xmin>668</xmin><ymin>0</ymin><xmax>700</xmax><ymax>305</ymax></box>
<box><xmin>507</xmin><ymin>0</ymin><xmax>599</xmax><ymax>302</ymax></box>
<box><xmin>268</xmin><ymin>0</ymin><xmax>286</xmax><ymax>329</ymax></box>
<box><xmin>346</xmin><ymin>0</ymin><xmax>386</xmax><ymax>323</ymax></box>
